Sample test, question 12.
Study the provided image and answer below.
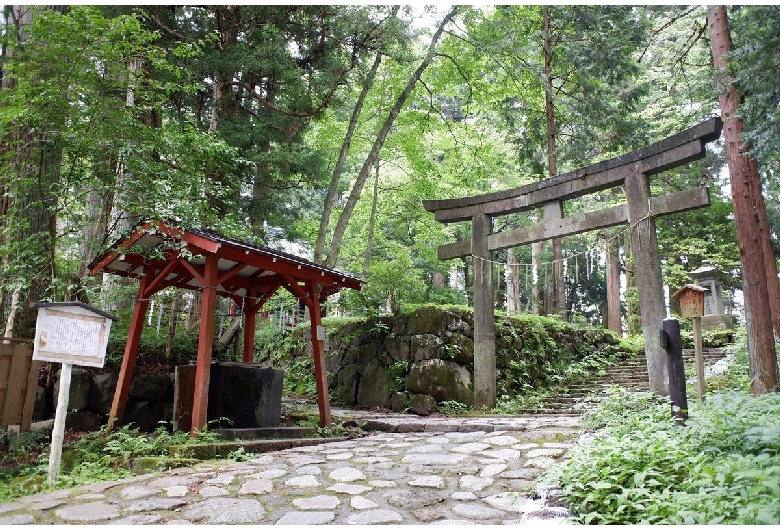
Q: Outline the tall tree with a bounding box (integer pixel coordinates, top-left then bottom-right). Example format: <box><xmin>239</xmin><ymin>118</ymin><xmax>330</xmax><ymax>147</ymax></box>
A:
<box><xmin>313</xmin><ymin>5</ymin><xmax>404</xmax><ymax>264</ymax></box>
<box><xmin>323</xmin><ymin>6</ymin><xmax>458</xmax><ymax>270</ymax></box>
<box><xmin>1</xmin><ymin>5</ymin><xmax>66</xmax><ymax>337</ymax></box>
<box><xmin>708</xmin><ymin>5</ymin><xmax>778</xmax><ymax>394</ymax></box>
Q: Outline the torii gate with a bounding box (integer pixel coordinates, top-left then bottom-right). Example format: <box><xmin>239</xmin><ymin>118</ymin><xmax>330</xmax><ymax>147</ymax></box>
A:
<box><xmin>90</xmin><ymin>219</ymin><xmax>363</xmax><ymax>435</ymax></box>
<box><xmin>423</xmin><ymin>117</ymin><xmax>723</xmax><ymax>408</ymax></box>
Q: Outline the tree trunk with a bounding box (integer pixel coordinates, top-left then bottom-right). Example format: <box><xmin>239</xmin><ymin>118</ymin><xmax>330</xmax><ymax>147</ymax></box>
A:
<box><xmin>531</xmin><ymin>237</ymin><xmax>543</xmax><ymax>315</ymax></box>
<box><xmin>506</xmin><ymin>252</ymin><xmax>521</xmax><ymax>314</ymax></box>
<box><xmin>3</xmin><ymin>6</ymin><xmax>65</xmax><ymax>338</ymax></box>
<box><xmin>313</xmin><ymin>7</ymin><xmax>400</xmax><ymax>264</ymax></box>
<box><xmin>363</xmin><ymin>158</ymin><xmax>381</xmax><ymax>277</ymax></box>
<box><xmin>324</xmin><ymin>6</ymin><xmax>458</xmax><ymax>270</ymax></box>
<box><xmin>624</xmin><ymin>229</ymin><xmax>640</xmax><ymax>335</ymax></box>
<box><xmin>708</xmin><ymin>5</ymin><xmax>778</xmax><ymax>394</ymax></box>
<box><xmin>165</xmin><ymin>291</ymin><xmax>182</xmax><ymax>360</ymax></box>
<box><xmin>605</xmin><ymin>231</ymin><xmax>622</xmax><ymax>334</ymax></box>
<box><xmin>542</xmin><ymin>6</ymin><xmax>565</xmax><ymax>318</ymax></box>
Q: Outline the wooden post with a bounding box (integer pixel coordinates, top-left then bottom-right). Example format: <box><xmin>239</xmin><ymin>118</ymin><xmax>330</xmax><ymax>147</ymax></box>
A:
<box><xmin>692</xmin><ymin>316</ymin><xmax>706</xmax><ymax>401</ymax></box>
<box><xmin>626</xmin><ymin>169</ymin><xmax>669</xmax><ymax>396</ymax></box>
<box><xmin>307</xmin><ymin>282</ymin><xmax>331</xmax><ymax>427</ymax></box>
<box><xmin>107</xmin><ymin>275</ymin><xmax>151</xmax><ymax>430</ymax></box>
<box><xmin>243</xmin><ymin>307</ymin><xmax>256</xmax><ymax>363</ymax></box>
<box><xmin>191</xmin><ymin>253</ymin><xmax>218</xmax><ymax>436</ymax></box>
<box><xmin>48</xmin><ymin>362</ymin><xmax>71</xmax><ymax>485</ymax></box>
<box><xmin>472</xmin><ymin>213</ymin><xmax>496</xmax><ymax>409</ymax></box>
<box><xmin>661</xmin><ymin>318</ymin><xmax>688</xmax><ymax>423</ymax></box>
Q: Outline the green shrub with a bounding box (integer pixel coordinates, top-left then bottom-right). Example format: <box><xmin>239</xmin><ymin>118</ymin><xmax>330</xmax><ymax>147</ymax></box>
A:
<box><xmin>545</xmin><ymin>370</ymin><xmax>780</xmax><ymax>524</ymax></box>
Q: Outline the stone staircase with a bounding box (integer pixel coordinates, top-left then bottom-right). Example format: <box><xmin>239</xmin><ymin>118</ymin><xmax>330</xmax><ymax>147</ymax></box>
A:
<box><xmin>517</xmin><ymin>347</ymin><xmax>729</xmax><ymax>415</ymax></box>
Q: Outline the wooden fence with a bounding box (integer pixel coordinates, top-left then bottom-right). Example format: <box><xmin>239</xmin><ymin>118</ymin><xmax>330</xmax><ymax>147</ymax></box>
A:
<box><xmin>0</xmin><ymin>339</ymin><xmax>39</xmax><ymax>432</ymax></box>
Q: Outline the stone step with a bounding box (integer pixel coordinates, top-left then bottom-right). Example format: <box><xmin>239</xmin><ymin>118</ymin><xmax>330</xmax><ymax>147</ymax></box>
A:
<box><xmin>512</xmin><ymin>346</ymin><xmax>730</xmax><ymax>415</ymax></box>
<box><xmin>213</xmin><ymin>426</ymin><xmax>318</xmax><ymax>440</ymax></box>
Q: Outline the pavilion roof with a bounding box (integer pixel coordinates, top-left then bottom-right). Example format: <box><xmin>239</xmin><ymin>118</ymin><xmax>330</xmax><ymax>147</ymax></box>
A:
<box><xmin>89</xmin><ymin>219</ymin><xmax>363</xmax><ymax>301</ymax></box>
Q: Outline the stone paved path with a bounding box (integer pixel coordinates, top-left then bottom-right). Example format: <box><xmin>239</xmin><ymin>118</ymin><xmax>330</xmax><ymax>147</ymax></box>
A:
<box><xmin>0</xmin><ymin>410</ymin><xmax>581</xmax><ymax>525</ymax></box>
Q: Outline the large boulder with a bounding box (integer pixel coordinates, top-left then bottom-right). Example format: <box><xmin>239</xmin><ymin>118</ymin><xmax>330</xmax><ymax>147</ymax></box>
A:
<box><xmin>129</xmin><ymin>373</ymin><xmax>171</xmax><ymax>403</ymax></box>
<box><xmin>406</xmin><ymin>359</ymin><xmax>473</xmax><ymax>406</ymax></box>
<box><xmin>356</xmin><ymin>358</ymin><xmax>398</xmax><ymax>409</ymax></box>
<box><xmin>408</xmin><ymin>306</ymin><xmax>447</xmax><ymax>335</ymax></box>
<box><xmin>53</xmin><ymin>368</ymin><xmax>91</xmax><ymax>412</ymax></box>
<box><xmin>386</xmin><ymin>334</ymin><xmax>411</xmax><ymax>363</ymax></box>
<box><xmin>335</xmin><ymin>364</ymin><xmax>359</xmax><ymax>406</ymax></box>
<box><xmin>125</xmin><ymin>399</ymin><xmax>156</xmax><ymax>431</ymax></box>
<box><xmin>89</xmin><ymin>372</ymin><xmax>118</xmax><ymax>415</ymax></box>
<box><xmin>407</xmin><ymin>393</ymin><xmax>438</xmax><ymax>416</ymax></box>
<box><xmin>410</xmin><ymin>334</ymin><xmax>444</xmax><ymax>361</ymax></box>
<box><xmin>442</xmin><ymin>332</ymin><xmax>474</xmax><ymax>363</ymax></box>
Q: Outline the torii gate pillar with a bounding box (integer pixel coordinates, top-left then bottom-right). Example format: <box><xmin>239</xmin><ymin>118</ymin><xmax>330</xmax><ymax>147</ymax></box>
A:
<box><xmin>626</xmin><ymin>168</ymin><xmax>669</xmax><ymax>395</ymax></box>
<box><xmin>473</xmin><ymin>213</ymin><xmax>496</xmax><ymax>409</ymax></box>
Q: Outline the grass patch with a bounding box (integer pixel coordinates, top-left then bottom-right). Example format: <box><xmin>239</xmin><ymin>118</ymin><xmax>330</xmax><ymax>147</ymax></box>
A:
<box><xmin>544</xmin><ymin>335</ymin><xmax>780</xmax><ymax>525</ymax></box>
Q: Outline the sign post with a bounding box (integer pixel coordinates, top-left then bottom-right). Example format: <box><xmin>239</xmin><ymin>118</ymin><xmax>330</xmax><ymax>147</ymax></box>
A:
<box><xmin>671</xmin><ymin>285</ymin><xmax>707</xmax><ymax>402</ymax></box>
<box><xmin>32</xmin><ymin>302</ymin><xmax>118</xmax><ymax>485</ymax></box>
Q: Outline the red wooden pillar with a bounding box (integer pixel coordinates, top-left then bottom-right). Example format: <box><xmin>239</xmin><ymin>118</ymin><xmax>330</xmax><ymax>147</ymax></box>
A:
<box><xmin>243</xmin><ymin>308</ymin><xmax>256</xmax><ymax>363</ymax></box>
<box><xmin>243</xmin><ymin>289</ymin><xmax>258</xmax><ymax>363</ymax></box>
<box><xmin>190</xmin><ymin>253</ymin><xmax>219</xmax><ymax>436</ymax></box>
<box><xmin>307</xmin><ymin>280</ymin><xmax>331</xmax><ymax>427</ymax></box>
<box><xmin>107</xmin><ymin>273</ymin><xmax>151</xmax><ymax>430</ymax></box>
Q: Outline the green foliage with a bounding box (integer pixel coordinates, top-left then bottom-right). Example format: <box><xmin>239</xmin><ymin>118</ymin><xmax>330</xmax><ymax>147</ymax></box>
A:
<box><xmin>282</xmin><ymin>356</ymin><xmax>318</xmax><ymax>396</ymax></box>
<box><xmin>438</xmin><ymin>400</ymin><xmax>470</xmax><ymax>416</ymax></box>
<box><xmin>0</xmin><ymin>423</ymin><xmax>231</xmax><ymax>502</ymax></box>
<box><xmin>546</xmin><ymin>345</ymin><xmax>780</xmax><ymax>525</ymax></box>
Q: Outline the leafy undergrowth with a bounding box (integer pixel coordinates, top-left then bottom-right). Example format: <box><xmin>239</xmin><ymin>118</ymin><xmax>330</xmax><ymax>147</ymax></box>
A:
<box><xmin>544</xmin><ymin>343</ymin><xmax>780</xmax><ymax>524</ymax></box>
<box><xmin>0</xmin><ymin>424</ymin><xmax>234</xmax><ymax>503</ymax></box>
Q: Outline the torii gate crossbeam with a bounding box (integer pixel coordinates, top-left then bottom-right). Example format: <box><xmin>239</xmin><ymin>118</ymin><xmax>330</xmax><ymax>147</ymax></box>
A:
<box><xmin>423</xmin><ymin>118</ymin><xmax>723</xmax><ymax>408</ymax></box>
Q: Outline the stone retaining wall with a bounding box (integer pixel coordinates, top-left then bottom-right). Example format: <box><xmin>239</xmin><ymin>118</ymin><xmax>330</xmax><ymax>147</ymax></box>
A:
<box><xmin>289</xmin><ymin>306</ymin><xmax>629</xmax><ymax>415</ymax></box>
<box><xmin>36</xmin><ymin>370</ymin><xmax>175</xmax><ymax>432</ymax></box>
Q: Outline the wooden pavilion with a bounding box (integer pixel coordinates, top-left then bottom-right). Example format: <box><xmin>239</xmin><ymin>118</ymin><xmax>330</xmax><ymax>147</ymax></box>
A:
<box><xmin>89</xmin><ymin>219</ymin><xmax>363</xmax><ymax>435</ymax></box>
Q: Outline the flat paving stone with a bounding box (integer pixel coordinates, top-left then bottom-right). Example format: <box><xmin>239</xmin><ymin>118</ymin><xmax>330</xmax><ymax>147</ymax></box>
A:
<box><xmin>292</xmin><ymin>495</ymin><xmax>340</xmax><ymax>510</ymax></box>
<box><xmin>164</xmin><ymin>485</ymin><xmax>189</xmax><ymax>498</ymax></box>
<box><xmin>108</xmin><ymin>514</ymin><xmax>163</xmax><ymax>525</ymax></box>
<box><xmin>409</xmin><ymin>475</ymin><xmax>445</xmax><ymax>488</ymax></box>
<box><xmin>485</xmin><ymin>435</ymin><xmax>522</xmax><ymax>446</ymax></box>
<box><xmin>239</xmin><ymin>478</ymin><xmax>274</xmax><ymax>495</ymax></box>
<box><xmin>0</xmin><ymin>514</ymin><xmax>36</xmax><ymax>524</ymax></box>
<box><xmin>285</xmin><ymin>475</ymin><xmax>321</xmax><ymax>487</ymax></box>
<box><xmin>126</xmin><ymin>498</ymin><xmax>187</xmax><ymax>512</ymax></box>
<box><xmin>328</xmin><ymin>467</ymin><xmax>365</xmax><ymax>482</ymax></box>
<box><xmin>0</xmin><ymin>502</ymin><xmax>23</xmax><ymax>514</ymax></box>
<box><xmin>55</xmin><ymin>501</ymin><xmax>120</xmax><ymax>522</ymax></box>
<box><xmin>450</xmin><ymin>442</ymin><xmax>491</xmax><ymax>454</ymax></box>
<box><xmin>294</xmin><ymin>464</ymin><xmax>323</xmax><ymax>475</ymax></box>
<box><xmin>250</xmin><ymin>468</ymin><xmax>288</xmax><ymax>479</ymax></box>
<box><xmin>401</xmin><ymin>453</ymin><xmax>468</xmax><ymax>464</ymax></box>
<box><xmin>459</xmin><ymin>475</ymin><xmax>494</xmax><ymax>492</ymax></box>
<box><xmin>120</xmin><ymin>485</ymin><xmax>160</xmax><ymax>500</ymax></box>
<box><xmin>198</xmin><ymin>485</ymin><xmax>229</xmax><ymax>497</ymax></box>
<box><xmin>351</xmin><ymin>496</ymin><xmax>379</xmax><ymax>510</ymax></box>
<box><xmin>451</xmin><ymin>502</ymin><xmax>507</xmax><ymax>519</ymax></box>
<box><xmin>275</xmin><ymin>510</ymin><xmax>335</xmax><ymax>525</ymax></box>
<box><xmin>346</xmin><ymin>508</ymin><xmax>404</xmax><ymax>525</ymax></box>
<box><xmin>26</xmin><ymin>499</ymin><xmax>66</xmax><ymax>511</ymax></box>
<box><xmin>182</xmin><ymin>497</ymin><xmax>265</xmax><ymax>524</ymax></box>
<box><xmin>479</xmin><ymin>463</ymin><xmax>508</xmax><ymax>477</ymax></box>
<box><xmin>326</xmin><ymin>483</ymin><xmax>372</xmax><ymax>495</ymax></box>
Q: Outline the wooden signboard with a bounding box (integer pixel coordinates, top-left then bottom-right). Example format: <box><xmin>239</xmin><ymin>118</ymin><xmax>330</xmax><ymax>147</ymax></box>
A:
<box><xmin>32</xmin><ymin>302</ymin><xmax>118</xmax><ymax>368</ymax></box>
<box><xmin>31</xmin><ymin>302</ymin><xmax>118</xmax><ymax>485</ymax></box>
